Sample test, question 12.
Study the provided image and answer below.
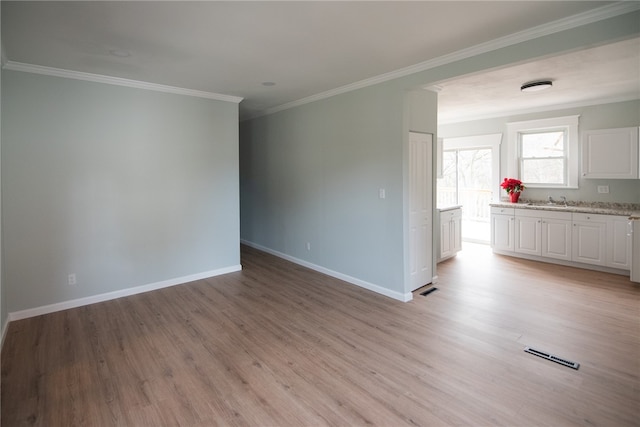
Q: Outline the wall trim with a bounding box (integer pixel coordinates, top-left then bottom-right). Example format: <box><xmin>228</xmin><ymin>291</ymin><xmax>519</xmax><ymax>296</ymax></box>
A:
<box><xmin>241</xmin><ymin>239</ymin><xmax>412</xmax><ymax>303</ymax></box>
<box><xmin>248</xmin><ymin>2</ymin><xmax>640</xmax><ymax>121</ymax></box>
<box><xmin>1</xmin><ymin>319</ymin><xmax>9</xmax><ymax>352</ymax></box>
<box><xmin>491</xmin><ymin>249</ymin><xmax>630</xmax><ymax>277</ymax></box>
<box><xmin>7</xmin><ymin>264</ymin><xmax>242</xmax><ymax>322</ymax></box>
<box><xmin>439</xmin><ymin>94</ymin><xmax>640</xmax><ymax>125</ymax></box>
<box><xmin>2</xmin><ymin>61</ymin><xmax>244</xmax><ymax>103</ymax></box>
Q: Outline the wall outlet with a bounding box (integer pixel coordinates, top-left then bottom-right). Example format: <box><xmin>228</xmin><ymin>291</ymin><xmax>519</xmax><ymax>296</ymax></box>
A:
<box><xmin>68</xmin><ymin>273</ymin><xmax>77</xmax><ymax>286</ymax></box>
<box><xmin>597</xmin><ymin>185</ymin><xmax>609</xmax><ymax>194</ymax></box>
<box><xmin>379</xmin><ymin>188</ymin><xmax>386</xmax><ymax>199</ymax></box>
<box><xmin>306</xmin><ymin>242</ymin><xmax>311</xmax><ymax>251</ymax></box>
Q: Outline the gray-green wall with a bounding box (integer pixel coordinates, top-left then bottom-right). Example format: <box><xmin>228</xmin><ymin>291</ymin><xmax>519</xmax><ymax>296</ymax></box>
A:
<box><xmin>2</xmin><ymin>71</ymin><xmax>240</xmax><ymax>313</ymax></box>
<box><xmin>439</xmin><ymin>100</ymin><xmax>640</xmax><ymax>203</ymax></box>
<box><xmin>241</xmin><ymin>83</ymin><xmax>420</xmax><ymax>299</ymax></box>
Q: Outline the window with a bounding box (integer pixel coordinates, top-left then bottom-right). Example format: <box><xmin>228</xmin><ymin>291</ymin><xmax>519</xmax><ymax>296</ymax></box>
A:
<box><xmin>520</xmin><ymin>130</ymin><xmax>565</xmax><ymax>184</ymax></box>
<box><xmin>507</xmin><ymin>116</ymin><xmax>579</xmax><ymax>189</ymax></box>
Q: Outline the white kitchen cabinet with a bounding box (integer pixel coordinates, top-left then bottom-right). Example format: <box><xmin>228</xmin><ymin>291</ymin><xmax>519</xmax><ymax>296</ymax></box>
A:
<box><xmin>514</xmin><ymin>210</ymin><xmax>572</xmax><ymax>260</ymax></box>
<box><xmin>491</xmin><ymin>205</ymin><xmax>631</xmax><ymax>274</ymax></box>
<box><xmin>439</xmin><ymin>207</ymin><xmax>462</xmax><ymax>261</ymax></box>
<box><xmin>541</xmin><ymin>213</ymin><xmax>572</xmax><ymax>261</ymax></box>
<box><xmin>491</xmin><ymin>207</ymin><xmax>514</xmax><ymax>252</ymax></box>
<box><xmin>606</xmin><ymin>216</ymin><xmax>632</xmax><ymax>270</ymax></box>
<box><xmin>515</xmin><ymin>210</ymin><xmax>541</xmax><ymax>256</ymax></box>
<box><xmin>582</xmin><ymin>127</ymin><xmax>639</xmax><ymax>179</ymax></box>
<box><xmin>572</xmin><ymin>213</ymin><xmax>607</xmax><ymax>266</ymax></box>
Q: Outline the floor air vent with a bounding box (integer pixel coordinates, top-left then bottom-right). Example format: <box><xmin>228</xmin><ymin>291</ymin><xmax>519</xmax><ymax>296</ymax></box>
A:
<box><xmin>524</xmin><ymin>346</ymin><xmax>580</xmax><ymax>370</ymax></box>
<box><xmin>420</xmin><ymin>287</ymin><xmax>438</xmax><ymax>296</ymax></box>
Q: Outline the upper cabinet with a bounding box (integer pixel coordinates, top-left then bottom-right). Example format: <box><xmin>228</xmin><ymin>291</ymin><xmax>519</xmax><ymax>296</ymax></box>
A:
<box><xmin>582</xmin><ymin>127</ymin><xmax>639</xmax><ymax>179</ymax></box>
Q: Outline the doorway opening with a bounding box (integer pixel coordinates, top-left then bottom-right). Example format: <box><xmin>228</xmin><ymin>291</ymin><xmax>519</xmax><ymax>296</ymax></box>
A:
<box><xmin>437</xmin><ymin>134</ymin><xmax>501</xmax><ymax>244</ymax></box>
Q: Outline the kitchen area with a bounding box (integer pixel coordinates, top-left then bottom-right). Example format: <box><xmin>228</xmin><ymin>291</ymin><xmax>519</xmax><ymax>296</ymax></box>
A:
<box><xmin>437</xmin><ymin>123</ymin><xmax>640</xmax><ymax>284</ymax></box>
<box><xmin>434</xmin><ymin>37</ymin><xmax>639</xmax><ymax>285</ymax></box>
<box><xmin>486</xmin><ymin>125</ymin><xmax>640</xmax><ymax>284</ymax></box>
<box><xmin>489</xmin><ymin>199</ymin><xmax>640</xmax><ymax>283</ymax></box>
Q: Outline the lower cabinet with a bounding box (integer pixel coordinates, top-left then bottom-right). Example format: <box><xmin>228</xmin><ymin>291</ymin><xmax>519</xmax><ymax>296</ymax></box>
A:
<box><xmin>491</xmin><ymin>207</ymin><xmax>515</xmax><ymax>252</ymax></box>
<box><xmin>515</xmin><ymin>210</ymin><xmax>572</xmax><ymax>260</ymax></box>
<box><xmin>515</xmin><ymin>211</ymin><xmax>541</xmax><ymax>256</ymax></box>
<box><xmin>491</xmin><ymin>208</ymin><xmax>631</xmax><ymax>272</ymax></box>
<box><xmin>607</xmin><ymin>216</ymin><xmax>632</xmax><ymax>270</ymax></box>
<box><xmin>439</xmin><ymin>208</ymin><xmax>462</xmax><ymax>262</ymax></box>
<box><xmin>541</xmin><ymin>215</ymin><xmax>572</xmax><ymax>261</ymax></box>
<box><xmin>572</xmin><ymin>213</ymin><xmax>607</xmax><ymax>266</ymax></box>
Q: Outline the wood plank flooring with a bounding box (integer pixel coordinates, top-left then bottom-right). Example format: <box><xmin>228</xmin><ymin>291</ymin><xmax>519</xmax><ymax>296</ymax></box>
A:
<box><xmin>2</xmin><ymin>243</ymin><xmax>639</xmax><ymax>426</ymax></box>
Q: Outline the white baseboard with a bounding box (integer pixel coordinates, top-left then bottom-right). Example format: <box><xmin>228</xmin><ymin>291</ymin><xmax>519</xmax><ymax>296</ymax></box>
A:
<box><xmin>1</xmin><ymin>316</ymin><xmax>9</xmax><ymax>351</ymax></box>
<box><xmin>241</xmin><ymin>239</ymin><xmax>412</xmax><ymax>302</ymax></box>
<box><xmin>8</xmin><ymin>264</ymin><xmax>242</xmax><ymax>322</ymax></box>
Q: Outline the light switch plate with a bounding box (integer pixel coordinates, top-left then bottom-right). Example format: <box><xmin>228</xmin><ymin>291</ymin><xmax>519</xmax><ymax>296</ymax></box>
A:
<box><xmin>597</xmin><ymin>185</ymin><xmax>609</xmax><ymax>194</ymax></box>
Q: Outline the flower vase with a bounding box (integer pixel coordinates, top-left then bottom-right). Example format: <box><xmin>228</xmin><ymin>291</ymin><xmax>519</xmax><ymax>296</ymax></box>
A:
<box><xmin>509</xmin><ymin>192</ymin><xmax>521</xmax><ymax>203</ymax></box>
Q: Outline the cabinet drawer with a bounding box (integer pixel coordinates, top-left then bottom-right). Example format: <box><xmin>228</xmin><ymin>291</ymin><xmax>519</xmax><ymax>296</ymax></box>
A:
<box><xmin>572</xmin><ymin>212</ymin><xmax>607</xmax><ymax>222</ymax></box>
<box><xmin>515</xmin><ymin>209</ymin><xmax>542</xmax><ymax>218</ymax></box>
<box><xmin>491</xmin><ymin>207</ymin><xmax>515</xmax><ymax>216</ymax></box>
<box><xmin>440</xmin><ymin>209</ymin><xmax>462</xmax><ymax>221</ymax></box>
<box><xmin>540</xmin><ymin>210</ymin><xmax>572</xmax><ymax>221</ymax></box>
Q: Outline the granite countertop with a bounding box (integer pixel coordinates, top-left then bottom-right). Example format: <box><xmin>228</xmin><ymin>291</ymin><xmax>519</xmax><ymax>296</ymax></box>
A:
<box><xmin>490</xmin><ymin>199</ymin><xmax>640</xmax><ymax>219</ymax></box>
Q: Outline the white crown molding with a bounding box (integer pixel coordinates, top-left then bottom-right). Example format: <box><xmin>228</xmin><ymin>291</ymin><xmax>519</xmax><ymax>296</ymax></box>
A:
<box><xmin>2</xmin><ymin>61</ymin><xmax>244</xmax><ymax>104</ymax></box>
<box><xmin>438</xmin><ymin>94</ymin><xmax>640</xmax><ymax>126</ymax></box>
<box><xmin>255</xmin><ymin>1</ymin><xmax>640</xmax><ymax>120</ymax></box>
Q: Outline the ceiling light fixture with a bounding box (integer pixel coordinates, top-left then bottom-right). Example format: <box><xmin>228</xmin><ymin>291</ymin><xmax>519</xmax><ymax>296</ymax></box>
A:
<box><xmin>521</xmin><ymin>80</ymin><xmax>553</xmax><ymax>92</ymax></box>
<box><xmin>261</xmin><ymin>82</ymin><xmax>276</xmax><ymax>87</ymax></box>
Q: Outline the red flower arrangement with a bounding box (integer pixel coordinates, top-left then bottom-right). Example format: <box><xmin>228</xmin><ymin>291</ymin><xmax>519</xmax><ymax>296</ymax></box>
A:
<box><xmin>500</xmin><ymin>178</ymin><xmax>525</xmax><ymax>194</ymax></box>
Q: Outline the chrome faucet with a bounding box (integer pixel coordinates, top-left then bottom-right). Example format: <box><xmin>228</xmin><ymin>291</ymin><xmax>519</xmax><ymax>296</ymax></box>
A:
<box><xmin>560</xmin><ymin>196</ymin><xmax>568</xmax><ymax>207</ymax></box>
<box><xmin>547</xmin><ymin>196</ymin><xmax>555</xmax><ymax>205</ymax></box>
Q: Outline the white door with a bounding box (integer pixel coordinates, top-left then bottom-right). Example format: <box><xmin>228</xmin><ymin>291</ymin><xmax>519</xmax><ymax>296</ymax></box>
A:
<box><xmin>409</xmin><ymin>132</ymin><xmax>433</xmax><ymax>291</ymax></box>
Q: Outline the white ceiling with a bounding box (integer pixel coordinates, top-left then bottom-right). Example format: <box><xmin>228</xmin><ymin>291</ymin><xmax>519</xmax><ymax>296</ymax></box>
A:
<box><xmin>2</xmin><ymin>1</ymin><xmax>638</xmax><ymax>121</ymax></box>
<box><xmin>436</xmin><ymin>37</ymin><xmax>640</xmax><ymax>124</ymax></box>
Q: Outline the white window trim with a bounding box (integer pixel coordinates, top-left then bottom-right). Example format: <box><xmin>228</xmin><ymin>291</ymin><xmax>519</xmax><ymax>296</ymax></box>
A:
<box><xmin>442</xmin><ymin>133</ymin><xmax>502</xmax><ymax>202</ymax></box>
<box><xmin>507</xmin><ymin>115</ymin><xmax>580</xmax><ymax>189</ymax></box>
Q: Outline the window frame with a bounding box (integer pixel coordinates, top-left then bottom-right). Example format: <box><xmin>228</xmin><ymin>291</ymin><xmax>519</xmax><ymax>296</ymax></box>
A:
<box><xmin>441</xmin><ymin>133</ymin><xmax>502</xmax><ymax>201</ymax></box>
<box><xmin>507</xmin><ymin>115</ymin><xmax>580</xmax><ymax>189</ymax></box>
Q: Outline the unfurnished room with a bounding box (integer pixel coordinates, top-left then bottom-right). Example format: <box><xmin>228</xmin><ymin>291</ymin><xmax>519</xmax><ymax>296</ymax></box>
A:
<box><xmin>0</xmin><ymin>2</ymin><xmax>639</xmax><ymax>426</ymax></box>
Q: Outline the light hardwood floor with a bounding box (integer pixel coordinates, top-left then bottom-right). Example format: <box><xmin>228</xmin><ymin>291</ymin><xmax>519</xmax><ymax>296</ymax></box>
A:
<box><xmin>2</xmin><ymin>243</ymin><xmax>639</xmax><ymax>426</ymax></box>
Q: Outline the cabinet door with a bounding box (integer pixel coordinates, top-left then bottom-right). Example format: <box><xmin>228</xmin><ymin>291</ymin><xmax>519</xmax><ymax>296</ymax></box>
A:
<box><xmin>607</xmin><ymin>217</ymin><xmax>631</xmax><ymax>270</ymax></box>
<box><xmin>572</xmin><ymin>217</ymin><xmax>606</xmax><ymax>265</ymax></box>
<box><xmin>452</xmin><ymin>214</ymin><xmax>462</xmax><ymax>253</ymax></box>
<box><xmin>492</xmin><ymin>214</ymin><xmax>514</xmax><ymax>251</ymax></box>
<box><xmin>515</xmin><ymin>215</ymin><xmax>541</xmax><ymax>256</ymax></box>
<box><xmin>582</xmin><ymin>127</ymin><xmax>639</xmax><ymax>179</ymax></box>
<box><xmin>440</xmin><ymin>218</ymin><xmax>453</xmax><ymax>259</ymax></box>
<box><xmin>542</xmin><ymin>218</ymin><xmax>572</xmax><ymax>261</ymax></box>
